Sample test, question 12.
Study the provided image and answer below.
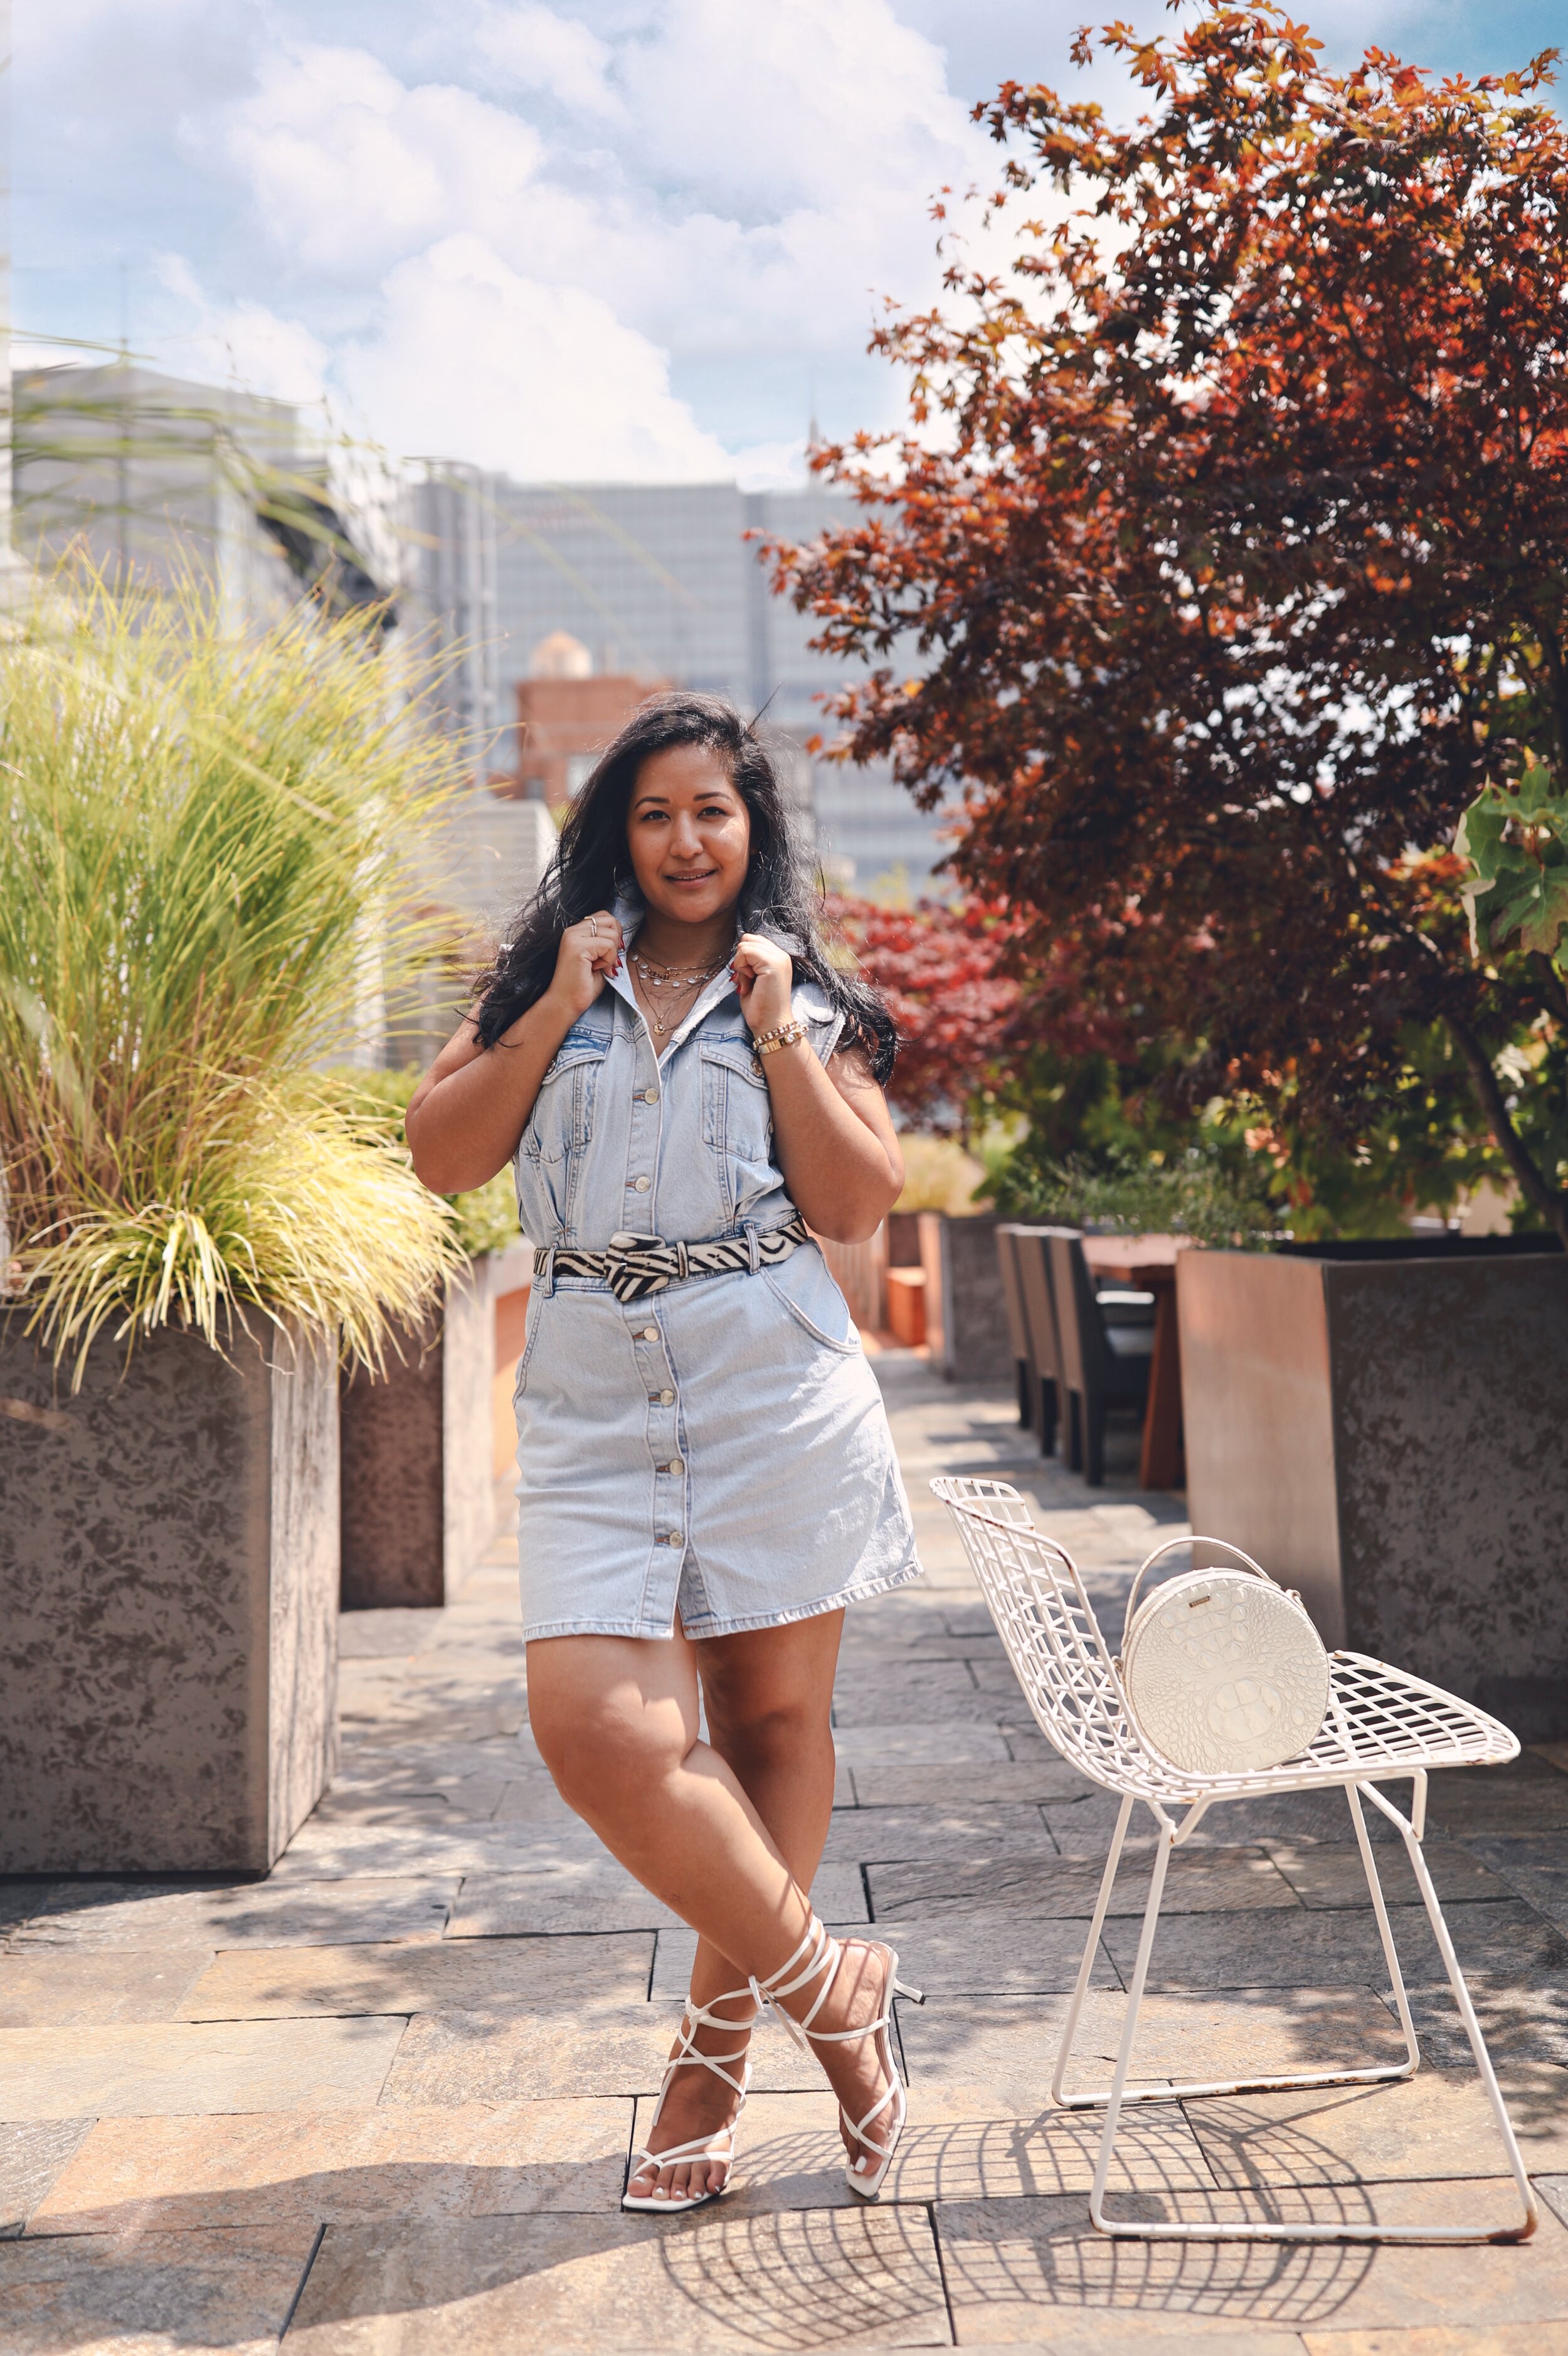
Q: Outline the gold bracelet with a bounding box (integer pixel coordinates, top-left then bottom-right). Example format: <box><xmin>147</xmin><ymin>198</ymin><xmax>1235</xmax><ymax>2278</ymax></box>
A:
<box><xmin>755</xmin><ymin>1020</ymin><xmax>809</xmax><ymax>1058</ymax></box>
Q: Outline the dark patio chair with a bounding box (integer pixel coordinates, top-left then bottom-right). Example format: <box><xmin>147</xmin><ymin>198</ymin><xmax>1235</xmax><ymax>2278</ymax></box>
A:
<box><xmin>1012</xmin><ymin>1226</ymin><xmax>1074</xmax><ymax>1466</ymax></box>
<box><xmin>994</xmin><ymin>1225</ymin><xmax>1034</xmax><ymax>1429</ymax></box>
<box><xmin>1047</xmin><ymin>1231</ymin><xmax>1153</xmax><ymax>1487</ymax></box>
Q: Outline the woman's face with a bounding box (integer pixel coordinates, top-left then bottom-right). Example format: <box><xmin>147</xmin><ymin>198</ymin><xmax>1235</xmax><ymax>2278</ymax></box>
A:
<box><xmin>625</xmin><ymin>744</ymin><xmax>752</xmax><ymax>927</ymax></box>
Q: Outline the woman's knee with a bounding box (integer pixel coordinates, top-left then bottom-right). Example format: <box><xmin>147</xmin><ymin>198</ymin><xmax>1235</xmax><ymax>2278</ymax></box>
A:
<box><xmin>526</xmin><ymin>1640</ymin><xmax>696</xmax><ymax>1812</ymax></box>
<box><xmin>702</xmin><ymin>1666</ymin><xmax>830</xmax><ymax>1770</ymax></box>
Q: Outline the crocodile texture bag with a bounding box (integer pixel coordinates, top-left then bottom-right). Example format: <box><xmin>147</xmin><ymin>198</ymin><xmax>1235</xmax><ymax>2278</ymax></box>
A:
<box><xmin>1118</xmin><ymin>1538</ymin><xmax>1331</xmax><ymax>1776</ymax></box>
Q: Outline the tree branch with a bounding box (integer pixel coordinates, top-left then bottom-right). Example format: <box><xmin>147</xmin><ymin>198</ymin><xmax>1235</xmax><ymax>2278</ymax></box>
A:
<box><xmin>1444</xmin><ymin>1009</ymin><xmax>1568</xmax><ymax>1249</ymax></box>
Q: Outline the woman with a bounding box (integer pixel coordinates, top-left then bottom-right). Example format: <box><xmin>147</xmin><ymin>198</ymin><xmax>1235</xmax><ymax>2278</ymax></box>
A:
<box><xmin>406</xmin><ymin>692</ymin><xmax>923</xmax><ymax>2213</ymax></box>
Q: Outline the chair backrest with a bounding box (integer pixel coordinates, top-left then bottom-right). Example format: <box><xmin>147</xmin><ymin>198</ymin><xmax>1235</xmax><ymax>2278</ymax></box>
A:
<box><xmin>931</xmin><ymin>1476</ymin><xmax>1155</xmax><ymax>1796</ymax></box>
<box><xmin>1010</xmin><ymin>1227</ymin><xmax>1061</xmax><ymax>1383</ymax></box>
<box><xmin>1047</xmin><ymin>1230</ymin><xmax>1113</xmax><ymax>1392</ymax></box>
<box><xmin>993</xmin><ymin>1226</ymin><xmax>1032</xmax><ymax>1364</ymax></box>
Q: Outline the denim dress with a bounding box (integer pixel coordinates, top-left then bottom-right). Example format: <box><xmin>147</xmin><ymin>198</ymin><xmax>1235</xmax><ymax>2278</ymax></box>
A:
<box><xmin>510</xmin><ymin>928</ymin><xmax>921</xmax><ymax>1642</ymax></box>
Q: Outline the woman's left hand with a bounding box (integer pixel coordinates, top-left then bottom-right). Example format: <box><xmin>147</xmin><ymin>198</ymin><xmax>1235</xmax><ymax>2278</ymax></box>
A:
<box><xmin>732</xmin><ymin>933</ymin><xmax>795</xmax><ymax>1037</ymax></box>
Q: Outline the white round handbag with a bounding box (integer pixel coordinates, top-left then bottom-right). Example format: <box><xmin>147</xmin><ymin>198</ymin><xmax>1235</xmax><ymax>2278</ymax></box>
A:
<box><xmin>1118</xmin><ymin>1537</ymin><xmax>1331</xmax><ymax>1776</ymax></box>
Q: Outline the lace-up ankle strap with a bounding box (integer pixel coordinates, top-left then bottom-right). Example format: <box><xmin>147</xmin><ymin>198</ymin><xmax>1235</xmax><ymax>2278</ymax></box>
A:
<box><xmin>748</xmin><ymin>1916</ymin><xmax>844</xmax><ymax>2055</ymax></box>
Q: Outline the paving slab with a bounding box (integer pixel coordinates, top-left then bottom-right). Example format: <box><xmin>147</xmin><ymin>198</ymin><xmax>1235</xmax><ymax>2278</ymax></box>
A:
<box><xmin>1265</xmin><ymin>1844</ymin><xmax>1516</xmax><ymax>1911</ymax></box>
<box><xmin>0</xmin><ymin>1950</ymin><xmax>212</xmax><ymax>2027</ymax></box>
<box><xmin>445</xmin><ymin>1861</ymin><xmax>867</xmax><ymax>1937</ymax></box>
<box><xmin>0</xmin><ymin>2017</ymin><xmax>407</xmax><ymax>2120</ymax></box>
<box><xmin>851</xmin><ymin>1760</ymin><xmax>1099</xmax><ymax>1808</ymax></box>
<box><xmin>652</xmin><ymin>1912</ymin><xmax>1120</xmax><ymax>2003</ymax></box>
<box><xmin>821</xmin><ymin>1805</ymin><xmax>1056</xmax><ymax>1865</ymax></box>
<box><xmin>1</xmin><ymin>2121</ymin><xmax>93</xmax><ymax>2237</ymax></box>
<box><xmin>1185</xmin><ymin>2069</ymin><xmax>1568</xmax><ymax>2187</ymax></box>
<box><xmin>265</xmin><ymin>1823</ymin><xmax>612</xmax><ymax>1881</ymax></box>
<box><xmin>28</xmin><ymin>2101</ymin><xmax>632</xmax><ymax>2232</ymax></box>
<box><xmin>1303</xmin><ymin>2325</ymin><xmax>1568</xmax><ymax>2355</ymax></box>
<box><xmin>1422</xmin><ymin>1761</ymin><xmax>1568</xmax><ymax>1837</ymax></box>
<box><xmin>1465</xmin><ymin>1834</ymin><xmax>1568</xmax><ymax>1929</ymax></box>
<box><xmin>5</xmin><ymin>1878</ymin><xmax>458</xmax><ymax>1951</ymax></box>
<box><xmin>1401</xmin><ymin>1973</ymin><xmax>1568</xmax><ymax>2073</ymax></box>
<box><xmin>831</xmin><ymin>1721</ymin><xmax>1014</xmax><ymax>1765</ymax></box>
<box><xmin>0</xmin><ymin>2223</ymin><xmax>319</xmax><ymax>2355</ymax></box>
<box><xmin>287</xmin><ymin>2205</ymin><xmax>951</xmax><ymax>2351</ymax></box>
<box><xmin>179</xmin><ymin>1934</ymin><xmax>652</xmax><ymax>2022</ymax></box>
<box><xmin>377</xmin><ymin>2003</ymin><xmax>819</xmax><ymax>2106</ymax></box>
<box><xmin>935</xmin><ymin>2181</ymin><xmax>1567</xmax><ymax>2343</ymax></box>
<box><xmin>1098</xmin><ymin>1902</ymin><xmax>1568</xmax><ymax>1989</ymax></box>
<box><xmin>337</xmin><ymin>1609</ymin><xmax>446</xmax><ymax>1658</ymax></box>
<box><xmin>640</xmin><ymin>2088</ymin><xmax>1216</xmax><ymax>2212</ymax></box>
<box><xmin>869</xmin><ymin>1848</ymin><xmax>1298</xmax><ymax>1921</ymax></box>
<box><xmin>900</xmin><ymin>1989</ymin><xmax>1409</xmax><ymax>2110</ymax></box>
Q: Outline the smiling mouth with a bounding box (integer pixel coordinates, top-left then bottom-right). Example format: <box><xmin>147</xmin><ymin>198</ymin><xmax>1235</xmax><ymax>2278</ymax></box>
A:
<box><xmin>666</xmin><ymin>868</ymin><xmax>718</xmax><ymax>885</ymax></box>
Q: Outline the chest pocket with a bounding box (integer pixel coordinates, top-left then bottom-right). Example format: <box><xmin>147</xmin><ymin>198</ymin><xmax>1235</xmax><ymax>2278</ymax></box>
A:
<box><xmin>522</xmin><ymin>1029</ymin><xmax>610</xmax><ymax>1167</ymax></box>
<box><xmin>701</xmin><ymin>1038</ymin><xmax>775</xmax><ymax>1215</ymax></box>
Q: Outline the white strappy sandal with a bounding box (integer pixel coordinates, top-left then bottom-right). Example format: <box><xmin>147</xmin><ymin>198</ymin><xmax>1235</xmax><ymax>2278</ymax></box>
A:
<box><xmin>750</xmin><ymin>1917</ymin><xmax>924</xmax><ymax>2200</ymax></box>
<box><xmin>622</xmin><ymin>1988</ymin><xmax>755</xmax><ymax>2212</ymax></box>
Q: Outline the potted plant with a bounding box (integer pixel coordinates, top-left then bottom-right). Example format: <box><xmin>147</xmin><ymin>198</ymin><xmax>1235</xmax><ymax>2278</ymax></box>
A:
<box><xmin>0</xmin><ymin>565</ymin><xmax>460</xmax><ymax>1873</ymax></box>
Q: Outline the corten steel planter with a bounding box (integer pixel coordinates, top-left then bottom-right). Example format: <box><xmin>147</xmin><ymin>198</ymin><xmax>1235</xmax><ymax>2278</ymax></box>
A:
<box><xmin>0</xmin><ymin>1310</ymin><xmax>339</xmax><ymax>1874</ymax></box>
<box><xmin>1178</xmin><ymin>1238</ymin><xmax>1568</xmax><ymax>1738</ymax></box>
<box><xmin>919</xmin><ymin>1211</ymin><xmax>1012</xmax><ymax>1382</ymax></box>
<box><xmin>339</xmin><ymin>1260</ymin><xmax>498</xmax><ymax>1611</ymax></box>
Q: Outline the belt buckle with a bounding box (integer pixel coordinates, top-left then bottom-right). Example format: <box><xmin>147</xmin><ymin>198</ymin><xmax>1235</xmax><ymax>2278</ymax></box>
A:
<box><xmin>605</xmin><ymin>1233</ymin><xmax>674</xmax><ymax>1303</ymax></box>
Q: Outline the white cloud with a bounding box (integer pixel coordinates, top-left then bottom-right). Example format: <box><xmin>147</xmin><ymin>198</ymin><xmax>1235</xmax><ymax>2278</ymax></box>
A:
<box><xmin>336</xmin><ymin>232</ymin><xmax>733</xmax><ymax>480</ymax></box>
<box><xmin>154</xmin><ymin>255</ymin><xmax>329</xmax><ymax>405</ymax></box>
<box><xmin>474</xmin><ymin>3</ymin><xmax>619</xmax><ymax>115</ymax></box>
<box><xmin>225</xmin><ymin>44</ymin><xmax>545</xmax><ymax>276</ymax></box>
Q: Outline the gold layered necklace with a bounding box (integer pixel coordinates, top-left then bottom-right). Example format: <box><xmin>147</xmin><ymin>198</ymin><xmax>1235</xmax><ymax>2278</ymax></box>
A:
<box><xmin>630</xmin><ymin>943</ymin><xmax>731</xmax><ymax>1037</ymax></box>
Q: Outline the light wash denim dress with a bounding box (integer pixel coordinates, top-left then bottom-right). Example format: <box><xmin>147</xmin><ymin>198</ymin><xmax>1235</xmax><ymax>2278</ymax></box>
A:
<box><xmin>511</xmin><ymin>922</ymin><xmax>921</xmax><ymax>1643</ymax></box>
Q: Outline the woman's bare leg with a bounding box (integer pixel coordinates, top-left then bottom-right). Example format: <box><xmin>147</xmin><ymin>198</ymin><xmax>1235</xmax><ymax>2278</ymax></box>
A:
<box><xmin>526</xmin><ymin>1615</ymin><xmax>889</xmax><ymax>2204</ymax></box>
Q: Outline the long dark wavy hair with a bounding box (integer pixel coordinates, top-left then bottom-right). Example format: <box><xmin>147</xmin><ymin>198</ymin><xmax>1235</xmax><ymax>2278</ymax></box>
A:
<box><xmin>472</xmin><ymin>691</ymin><xmax>897</xmax><ymax>1081</ymax></box>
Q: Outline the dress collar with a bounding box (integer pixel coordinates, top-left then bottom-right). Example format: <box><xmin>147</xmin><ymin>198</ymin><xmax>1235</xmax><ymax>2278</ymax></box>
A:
<box><xmin>607</xmin><ymin>894</ymin><xmax>738</xmax><ymax>1059</ymax></box>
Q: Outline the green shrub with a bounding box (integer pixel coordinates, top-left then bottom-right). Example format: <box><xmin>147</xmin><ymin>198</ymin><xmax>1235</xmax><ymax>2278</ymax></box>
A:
<box><xmin>0</xmin><ymin>560</ymin><xmax>465</xmax><ymax>1382</ymax></box>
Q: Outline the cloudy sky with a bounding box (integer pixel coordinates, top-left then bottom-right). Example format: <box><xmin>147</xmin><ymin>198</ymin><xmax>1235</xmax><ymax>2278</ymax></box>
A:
<box><xmin>19</xmin><ymin>0</ymin><xmax>1566</xmax><ymax>486</ymax></box>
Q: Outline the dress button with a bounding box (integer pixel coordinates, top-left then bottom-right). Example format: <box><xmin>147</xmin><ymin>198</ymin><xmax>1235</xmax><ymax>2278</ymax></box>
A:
<box><xmin>633</xmin><ymin>1175</ymin><xmax>650</xmax><ymax>1192</ymax></box>
<box><xmin>658</xmin><ymin>1388</ymin><xmax>674</xmax><ymax>1405</ymax></box>
<box><xmin>665</xmin><ymin>1531</ymin><xmax>684</xmax><ymax>1547</ymax></box>
<box><xmin>642</xmin><ymin>1088</ymin><xmax>659</xmax><ymax>1103</ymax></box>
<box><xmin>638</xmin><ymin>1325</ymin><xmax>659</xmax><ymax>1342</ymax></box>
<box><xmin>667</xmin><ymin>1455</ymin><xmax>684</xmax><ymax>1475</ymax></box>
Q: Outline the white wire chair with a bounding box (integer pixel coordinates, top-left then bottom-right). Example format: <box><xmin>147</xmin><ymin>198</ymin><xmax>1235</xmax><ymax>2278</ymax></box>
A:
<box><xmin>931</xmin><ymin>1475</ymin><xmax>1537</xmax><ymax>2245</ymax></box>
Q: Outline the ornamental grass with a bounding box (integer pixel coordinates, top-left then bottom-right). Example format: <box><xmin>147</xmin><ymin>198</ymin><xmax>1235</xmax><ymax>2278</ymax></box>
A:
<box><xmin>0</xmin><ymin>559</ymin><xmax>468</xmax><ymax>1386</ymax></box>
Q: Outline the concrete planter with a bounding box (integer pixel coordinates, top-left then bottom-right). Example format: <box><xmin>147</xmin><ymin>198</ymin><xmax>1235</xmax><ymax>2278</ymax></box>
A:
<box><xmin>0</xmin><ymin>1310</ymin><xmax>339</xmax><ymax>1874</ymax></box>
<box><xmin>918</xmin><ymin>1211</ymin><xmax>1011</xmax><ymax>1382</ymax></box>
<box><xmin>339</xmin><ymin>1260</ymin><xmax>497</xmax><ymax>1611</ymax></box>
<box><xmin>1178</xmin><ymin>1239</ymin><xmax>1568</xmax><ymax>1737</ymax></box>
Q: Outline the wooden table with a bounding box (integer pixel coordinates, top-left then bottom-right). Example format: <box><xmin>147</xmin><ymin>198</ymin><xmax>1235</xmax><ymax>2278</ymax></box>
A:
<box><xmin>1083</xmin><ymin>1234</ymin><xmax>1190</xmax><ymax>1492</ymax></box>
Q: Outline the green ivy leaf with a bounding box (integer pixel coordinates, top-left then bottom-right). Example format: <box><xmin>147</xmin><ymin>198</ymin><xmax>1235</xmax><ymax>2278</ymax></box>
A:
<box><xmin>1455</xmin><ymin>767</ymin><xmax>1568</xmax><ymax>974</ymax></box>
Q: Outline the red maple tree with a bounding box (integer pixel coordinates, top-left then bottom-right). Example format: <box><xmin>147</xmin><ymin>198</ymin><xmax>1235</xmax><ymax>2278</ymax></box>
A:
<box><xmin>773</xmin><ymin>8</ymin><xmax>1568</xmax><ymax>1243</ymax></box>
<box><xmin>827</xmin><ymin>893</ymin><xmax>1019</xmax><ymax>1133</ymax></box>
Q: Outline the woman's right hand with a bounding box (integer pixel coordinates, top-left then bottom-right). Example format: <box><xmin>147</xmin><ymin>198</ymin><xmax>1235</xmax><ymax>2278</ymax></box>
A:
<box><xmin>545</xmin><ymin>910</ymin><xmax>623</xmax><ymax>1020</ymax></box>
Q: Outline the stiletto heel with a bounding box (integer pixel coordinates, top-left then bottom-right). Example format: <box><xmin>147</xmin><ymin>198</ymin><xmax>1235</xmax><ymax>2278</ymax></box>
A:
<box><xmin>750</xmin><ymin>1918</ymin><xmax>923</xmax><ymax>2200</ymax></box>
<box><xmin>622</xmin><ymin>1988</ymin><xmax>753</xmax><ymax>2212</ymax></box>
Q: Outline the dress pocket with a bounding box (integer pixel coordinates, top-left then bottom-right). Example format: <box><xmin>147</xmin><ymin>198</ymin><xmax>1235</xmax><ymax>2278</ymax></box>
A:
<box><xmin>522</xmin><ymin>1034</ymin><xmax>608</xmax><ymax>1167</ymax></box>
<box><xmin>701</xmin><ymin>1041</ymin><xmax>774</xmax><ymax>1216</ymax></box>
<box><xmin>763</xmin><ymin>1249</ymin><xmax>862</xmax><ymax>1355</ymax></box>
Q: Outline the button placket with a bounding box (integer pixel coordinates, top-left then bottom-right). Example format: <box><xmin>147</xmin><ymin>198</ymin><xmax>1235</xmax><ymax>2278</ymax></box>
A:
<box><xmin>621</xmin><ymin>1028</ymin><xmax>664</xmax><ymax>1229</ymax></box>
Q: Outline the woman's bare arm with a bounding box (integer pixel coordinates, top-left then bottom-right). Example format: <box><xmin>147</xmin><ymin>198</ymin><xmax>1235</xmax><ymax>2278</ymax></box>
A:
<box><xmin>405</xmin><ymin>911</ymin><xmax>623</xmax><ymax>1196</ymax></box>
<box><xmin>764</xmin><ymin>1043</ymin><xmax>905</xmax><ymax>1244</ymax></box>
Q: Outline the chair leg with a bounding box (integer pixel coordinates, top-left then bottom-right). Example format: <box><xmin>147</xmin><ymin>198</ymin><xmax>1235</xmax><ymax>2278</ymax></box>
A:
<box><xmin>1037</xmin><ymin>1377</ymin><xmax>1057</xmax><ymax>1460</ymax></box>
<box><xmin>1084</xmin><ymin>1398</ymin><xmax>1105</xmax><ymax>1487</ymax></box>
<box><xmin>1017</xmin><ymin>1359</ymin><xmax>1032</xmax><ymax>1430</ymax></box>
<box><xmin>1051</xmin><ymin>1795</ymin><xmax>1133</xmax><ymax>2105</ymax></box>
<box><xmin>1066</xmin><ymin>1391</ymin><xmax>1083</xmax><ymax>1473</ymax></box>
<box><xmin>1075</xmin><ymin>1783</ymin><xmax>1539</xmax><ymax>2242</ymax></box>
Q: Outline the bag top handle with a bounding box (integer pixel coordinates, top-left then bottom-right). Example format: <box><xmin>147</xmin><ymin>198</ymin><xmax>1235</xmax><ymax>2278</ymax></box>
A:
<box><xmin>1120</xmin><ymin>1534</ymin><xmax>1274</xmax><ymax>1658</ymax></box>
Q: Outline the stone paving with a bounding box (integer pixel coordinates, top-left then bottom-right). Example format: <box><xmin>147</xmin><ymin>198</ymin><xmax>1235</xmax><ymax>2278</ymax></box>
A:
<box><xmin>4</xmin><ymin>1354</ymin><xmax>1568</xmax><ymax>2350</ymax></box>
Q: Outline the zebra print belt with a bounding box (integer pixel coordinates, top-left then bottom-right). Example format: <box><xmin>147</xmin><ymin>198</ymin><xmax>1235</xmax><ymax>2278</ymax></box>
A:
<box><xmin>546</xmin><ymin>1216</ymin><xmax>811</xmax><ymax>1303</ymax></box>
